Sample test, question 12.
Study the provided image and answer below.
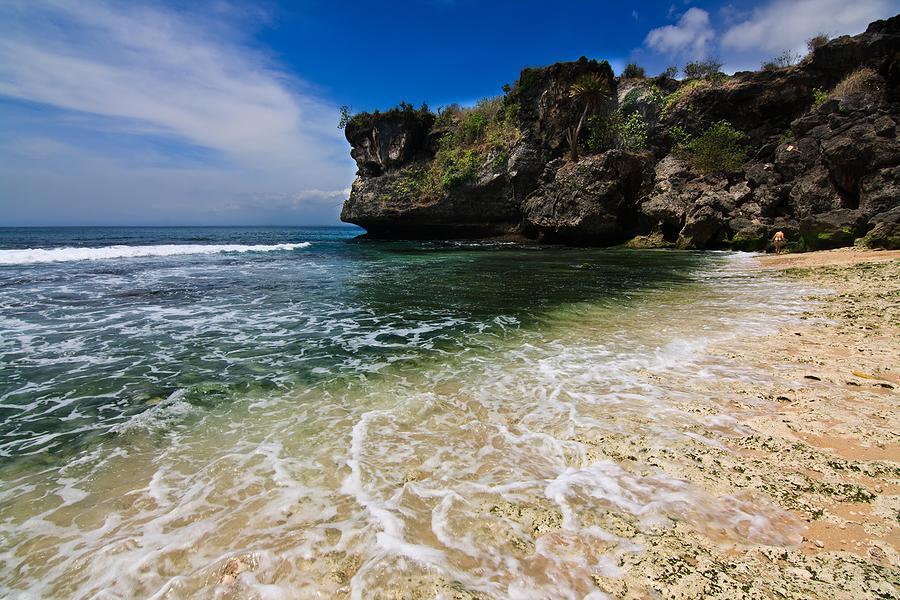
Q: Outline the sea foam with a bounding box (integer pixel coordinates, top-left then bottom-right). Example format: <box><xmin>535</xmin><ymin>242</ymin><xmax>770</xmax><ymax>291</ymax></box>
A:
<box><xmin>0</xmin><ymin>242</ymin><xmax>311</xmax><ymax>265</ymax></box>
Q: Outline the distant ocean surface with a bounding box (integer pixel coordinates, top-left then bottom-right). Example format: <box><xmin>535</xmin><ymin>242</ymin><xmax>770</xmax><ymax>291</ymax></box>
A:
<box><xmin>0</xmin><ymin>227</ymin><xmax>811</xmax><ymax>597</ymax></box>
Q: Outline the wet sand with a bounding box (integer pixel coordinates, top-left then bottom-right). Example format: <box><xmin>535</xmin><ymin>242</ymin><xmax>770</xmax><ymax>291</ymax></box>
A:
<box><xmin>346</xmin><ymin>250</ymin><xmax>900</xmax><ymax>599</ymax></box>
<box><xmin>583</xmin><ymin>250</ymin><xmax>899</xmax><ymax>598</ymax></box>
<box><xmin>757</xmin><ymin>247</ymin><xmax>900</xmax><ymax>269</ymax></box>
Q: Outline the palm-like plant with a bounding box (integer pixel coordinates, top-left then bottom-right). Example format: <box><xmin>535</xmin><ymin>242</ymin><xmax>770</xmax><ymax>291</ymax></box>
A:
<box><xmin>565</xmin><ymin>73</ymin><xmax>610</xmax><ymax>161</ymax></box>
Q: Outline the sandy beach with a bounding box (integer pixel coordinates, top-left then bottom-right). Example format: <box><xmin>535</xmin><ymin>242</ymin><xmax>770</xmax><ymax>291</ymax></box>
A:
<box><xmin>582</xmin><ymin>249</ymin><xmax>900</xmax><ymax>598</ymax></box>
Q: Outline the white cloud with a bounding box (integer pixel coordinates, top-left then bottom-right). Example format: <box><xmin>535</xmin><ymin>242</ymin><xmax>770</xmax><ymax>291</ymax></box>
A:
<box><xmin>637</xmin><ymin>0</ymin><xmax>896</xmax><ymax>75</ymax></box>
<box><xmin>0</xmin><ymin>0</ymin><xmax>344</xmax><ymax>167</ymax></box>
<box><xmin>227</xmin><ymin>189</ymin><xmax>352</xmax><ymax>211</ymax></box>
<box><xmin>0</xmin><ymin>0</ymin><xmax>355</xmax><ymax>225</ymax></box>
<box><xmin>645</xmin><ymin>8</ymin><xmax>715</xmax><ymax>59</ymax></box>
<box><xmin>721</xmin><ymin>0</ymin><xmax>895</xmax><ymax>54</ymax></box>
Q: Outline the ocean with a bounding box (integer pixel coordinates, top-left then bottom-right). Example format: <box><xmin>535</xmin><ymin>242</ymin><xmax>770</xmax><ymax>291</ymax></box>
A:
<box><xmin>0</xmin><ymin>227</ymin><xmax>811</xmax><ymax>598</ymax></box>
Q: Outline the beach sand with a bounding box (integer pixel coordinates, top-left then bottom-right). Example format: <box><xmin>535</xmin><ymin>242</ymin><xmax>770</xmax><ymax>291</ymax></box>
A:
<box><xmin>757</xmin><ymin>247</ymin><xmax>900</xmax><ymax>269</ymax></box>
<box><xmin>583</xmin><ymin>250</ymin><xmax>900</xmax><ymax>598</ymax></box>
<box><xmin>390</xmin><ymin>249</ymin><xmax>899</xmax><ymax>600</ymax></box>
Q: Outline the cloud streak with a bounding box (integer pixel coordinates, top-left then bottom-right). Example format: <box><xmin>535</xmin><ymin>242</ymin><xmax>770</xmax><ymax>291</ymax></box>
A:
<box><xmin>721</xmin><ymin>0</ymin><xmax>895</xmax><ymax>54</ymax></box>
<box><xmin>0</xmin><ymin>0</ymin><xmax>354</xmax><ymax>225</ymax></box>
<box><xmin>639</xmin><ymin>0</ymin><xmax>896</xmax><ymax>74</ymax></box>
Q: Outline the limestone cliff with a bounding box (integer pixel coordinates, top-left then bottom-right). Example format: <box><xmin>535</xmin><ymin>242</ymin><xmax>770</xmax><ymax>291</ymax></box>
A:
<box><xmin>341</xmin><ymin>16</ymin><xmax>900</xmax><ymax>250</ymax></box>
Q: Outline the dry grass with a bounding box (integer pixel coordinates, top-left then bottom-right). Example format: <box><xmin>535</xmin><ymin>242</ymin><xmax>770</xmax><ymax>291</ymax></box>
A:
<box><xmin>830</xmin><ymin>67</ymin><xmax>883</xmax><ymax>99</ymax></box>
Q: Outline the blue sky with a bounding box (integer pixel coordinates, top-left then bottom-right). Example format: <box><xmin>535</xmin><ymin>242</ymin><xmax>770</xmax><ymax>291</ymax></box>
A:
<box><xmin>1</xmin><ymin>0</ymin><xmax>897</xmax><ymax>226</ymax></box>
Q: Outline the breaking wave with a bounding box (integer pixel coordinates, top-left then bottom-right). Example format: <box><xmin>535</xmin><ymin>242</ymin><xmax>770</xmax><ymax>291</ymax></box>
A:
<box><xmin>0</xmin><ymin>242</ymin><xmax>311</xmax><ymax>265</ymax></box>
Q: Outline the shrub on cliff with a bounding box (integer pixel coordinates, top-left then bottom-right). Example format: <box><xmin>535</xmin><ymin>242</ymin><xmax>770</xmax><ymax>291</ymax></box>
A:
<box><xmin>683</xmin><ymin>59</ymin><xmax>722</xmax><ymax>80</ymax></box>
<box><xmin>338</xmin><ymin>105</ymin><xmax>353</xmax><ymax>129</ymax></box>
<box><xmin>427</xmin><ymin>96</ymin><xmax>521</xmax><ymax>191</ymax></box>
<box><xmin>806</xmin><ymin>33</ymin><xmax>830</xmax><ymax>53</ymax></box>
<box><xmin>661</xmin><ymin>79</ymin><xmax>713</xmax><ymax>116</ymax></box>
<box><xmin>618</xmin><ymin>113</ymin><xmax>648</xmax><ymax>150</ymax></box>
<box><xmin>666</xmin><ymin>124</ymin><xmax>691</xmax><ymax>151</ymax></box>
<box><xmin>565</xmin><ymin>73</ymin><xmax>612</xmax><ymax>161</ymax></box>
<box><xmin>390</xmin><ymin>165</ymin><xmax>430</xmax><ymax>197</ymax></box>
<box><xmin>340</xmin><ymin>101</ymin><xmax>433</xmax><ymax>132</ymax></box>
<box><xmin>585</xmin><ymin>111</ymin><xmax>648</xmax><ymax>153</ymax></box>
<box><xmin>811</xmin><ymin>87</ymin><xmax>829</xmax><ymax>109</ymax></box>
<box><xmin>761</xmin><ymin>50</ymin><xmax>800</xmax><ymax>71</ymax></box>
<box><xmin>622</xmin><ymin>63</ymin><xmax>646</xmax><ymax>79</ymax></box>
<box><xmin>435</xmin><ymin>104</ymin><xmax>462</xmax><ymax>129</ymax></box>
<box><xmin>461</xmin><ymin>111</ymin><xmax>488</xmax><ymax>143</ymax></box>
<box><xmin>682</xmin><ymin>120</ymin><xmax>746</xmax><ymax>174</ymax></box>
<box><xmin>437</xmin><ymin>145</ymin><xmax>482</xmax><ymax>189</ymax></box>
<box><xmin>586</xmin><ymin>115</ymin><xmax>615</xmax><ymax>153</ymax></box>
<box><xmin>619</xmin><ymin>84</ymin><xmax>664</xmax><ymax>116</ymax></box>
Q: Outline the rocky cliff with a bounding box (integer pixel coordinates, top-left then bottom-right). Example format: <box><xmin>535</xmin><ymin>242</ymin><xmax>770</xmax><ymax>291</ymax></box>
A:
<box><xmin>341</xmin><ymin>16</ymin><xmax>900</xmax><ymax>250</ymax></box>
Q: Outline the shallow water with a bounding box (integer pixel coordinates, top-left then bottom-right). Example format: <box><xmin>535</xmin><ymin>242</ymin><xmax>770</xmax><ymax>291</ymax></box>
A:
<box><xmin>0</xmin><ymin>227</ymin><xmax>813</xmax><ymax>598</ymax></box>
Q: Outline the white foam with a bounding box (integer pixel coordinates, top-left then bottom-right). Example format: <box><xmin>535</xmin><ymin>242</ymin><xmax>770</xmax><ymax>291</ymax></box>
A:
<box><xmin>0</xmin><ymin>250</ymin><xmax>817</xmax><ymax>597</ymax></box>
<box><xmin>0</xmin><ymin>243</ymin><xmax>311</xmax><ymax>265</ymax></box>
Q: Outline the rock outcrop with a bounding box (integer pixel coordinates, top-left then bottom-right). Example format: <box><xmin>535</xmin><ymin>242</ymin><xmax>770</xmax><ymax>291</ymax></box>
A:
<box><xmin>341</xmin><ymin>16</ymin><xmax>900</xmax><ymax>250</ymax></box>
<box><xmin>522</xmin><ymin>151</ymin><xmax>649</xmax><ymax>244</ymax></box>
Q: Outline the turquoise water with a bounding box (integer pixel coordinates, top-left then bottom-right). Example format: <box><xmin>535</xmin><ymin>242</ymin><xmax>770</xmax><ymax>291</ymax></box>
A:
<box><xmin>0</xmin><ymin>226</ymin><xmax>702</xmax><ymax>459</ymax></box>
<box><xmin>0</xmin><ymin>227</ymin><xmax>810</xmax><ymax>598</ymax></box>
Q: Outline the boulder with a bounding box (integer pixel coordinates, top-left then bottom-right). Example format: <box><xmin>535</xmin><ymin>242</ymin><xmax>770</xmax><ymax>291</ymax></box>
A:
<box><xmin>788</xmin><ymin>165</ymin><xmax>845</xmax><ymax>217</ymax></box>
<box><xmin>859</xmin><ymin>205</ymin><xmax>900</xmax><ymax>249</ymax></box>
<box><xmin>676</xmin><ymin>186</ymin><xmax>734</xmax><ymax>249</ymax></box>
<box><xmin>523</xmin><ymin>151</ymin><xmax>648</xmax><ymax>244</ymax></box>
<box><xmin>799</xmin><ymin>209</ymin><xmax>869</xmax><ymax>250</ymax></box>
<box><xmin>859</xmin><ymin>166</ymin><xmax>900</xmax><ymax>216</ymax></box>
<box><xmin>636</xmin><ymin>155</ymin><xmax>698</xmax><ymax>239</ymax></box>
<box><xmin>728</xmin><ymin>220</ymin><xmax>770</xmax><ymax>252</ymax></box>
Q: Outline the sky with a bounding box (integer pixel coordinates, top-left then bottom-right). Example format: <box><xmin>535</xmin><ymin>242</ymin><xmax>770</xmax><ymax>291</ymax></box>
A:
<box><xmin>1</xmin><ymin>0</ymin><xmax>897</xmax><ymax>226</ymax></box>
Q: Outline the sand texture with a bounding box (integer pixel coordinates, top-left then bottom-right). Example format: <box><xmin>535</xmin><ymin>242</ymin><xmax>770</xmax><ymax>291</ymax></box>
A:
<box><xmin>582</xmin><ymin>253</ymin><xmax>899</xmax><ymax>598</ymax></box>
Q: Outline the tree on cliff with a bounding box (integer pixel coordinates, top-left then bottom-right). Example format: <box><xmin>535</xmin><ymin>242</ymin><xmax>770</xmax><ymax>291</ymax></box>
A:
<box><xmin>565</xmin><ymin>73</ymin><xmax>610</xmax><ymax>161</ymax></box>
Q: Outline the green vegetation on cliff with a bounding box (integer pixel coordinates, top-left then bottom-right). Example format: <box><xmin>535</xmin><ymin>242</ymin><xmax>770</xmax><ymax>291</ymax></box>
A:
<box><xmin>340</xmin><ymin>101</ymin><xmax>432</xmax><ymax>132</ymax></box>
<box><xmin>380</xmin><ymin>97</ymin><xmax>522</xmax><ymax>197</ymax></box>
<box><xmin>433</xmin><ymin>97</ymin><xmax>521</xmax><ymax>190</ymax></box>
<box><xmin>679</xmin><ymin>120</ymin><xmax>747</xmax><ymax>174</ymax></box>
<box><xmin>586</xmin><ymin>112</ymin><xmax>648</xmax><ymax>153</ymax></box>
<box><xmin>564</xmin><ymin>72</ymin><xmax>613</xmax><ymax>161</ymax></box>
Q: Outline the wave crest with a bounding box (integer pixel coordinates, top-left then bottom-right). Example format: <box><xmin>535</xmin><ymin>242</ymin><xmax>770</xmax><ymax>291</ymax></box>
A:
<box><xmin>0</xmin><ymin>242</ymin><xmax>311</xmax><ymax>265</ymax></box>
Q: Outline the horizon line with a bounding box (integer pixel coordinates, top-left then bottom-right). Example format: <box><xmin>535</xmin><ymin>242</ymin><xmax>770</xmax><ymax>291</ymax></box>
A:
<box><xmin>0</xmin><ymin>224</ymin><xmax>364</xmax><ymax>229</ymax></box>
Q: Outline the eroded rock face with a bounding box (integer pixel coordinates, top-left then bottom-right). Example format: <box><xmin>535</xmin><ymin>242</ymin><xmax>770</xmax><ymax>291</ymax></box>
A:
<box><xmin>344</xmin><ymin>110</ymin><xmax>435</xmax><ymax>177</ymax></box>
<box><xmin>340</xmin><ymin>16</ymin><xmax>900</xmax><ymax>250</ymax></box>
<box><xmin>523</xmin><ymin>151</ymin><xmax>649</xmax><ymax>244</ymax></box>
<box><xmin>339</xmin><ymin>157</ymin><xmax>525</xmax><ymax>239</ymax></box>
<box><xmin>861</xmin><ymin>205</ymin><xmax>900</xmax><ymax>248</ymax></box>
<box><xmin>513</xmin><ymin>57</ymin><xmax>617</xmax><ymax>153</ymax></box>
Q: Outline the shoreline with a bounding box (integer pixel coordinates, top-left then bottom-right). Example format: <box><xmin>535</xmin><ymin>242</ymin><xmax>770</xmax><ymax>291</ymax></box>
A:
<box><xmin>756</xmin><ymin>247</ymin><xmax>900</xmax><ymax>269</ymax></box>
<box><xmin>1</xmin><ymin>244</ymin><xmax>897</xmax><ymax>598</ymax></box>
<box><xmin>593</xmin><ymin>248</ymin><xmax>899</xmax><ymax>597</ymax></box>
